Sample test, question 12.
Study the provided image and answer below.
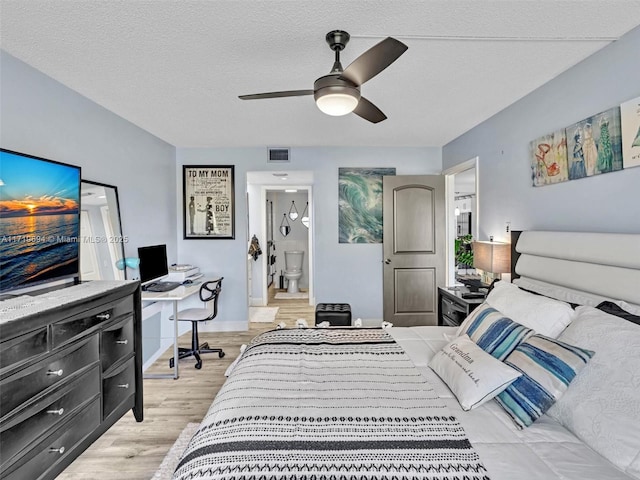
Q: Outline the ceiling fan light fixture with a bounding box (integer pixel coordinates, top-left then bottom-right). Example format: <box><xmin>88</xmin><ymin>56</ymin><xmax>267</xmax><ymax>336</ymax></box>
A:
<box><xmin>315</xmin><ymin>87</ymin><xmax>360</xmax><ymax>117</ymax></box>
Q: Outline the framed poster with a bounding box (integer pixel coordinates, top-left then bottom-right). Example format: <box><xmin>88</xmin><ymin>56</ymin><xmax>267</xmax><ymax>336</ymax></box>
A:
<box><xmin>183</xmin><ymin>165</ymin><xmax>235</xmax><ymax>239</ymax></box>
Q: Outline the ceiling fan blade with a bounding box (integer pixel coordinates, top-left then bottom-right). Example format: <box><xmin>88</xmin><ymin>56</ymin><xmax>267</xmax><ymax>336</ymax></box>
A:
<box><xmin>238</xmin><ymin>90</ymin><xmax>314</xmax><ymax>100</ymax></box>
<box><xmin>353</xmin><ymin>97</ymin><xmax>387</xmax><ymax>123</ymax></box>
<box><xmin>339</xmin><ymin>37</ymin><xmax>408</xmax><ymax>86</ymax></box>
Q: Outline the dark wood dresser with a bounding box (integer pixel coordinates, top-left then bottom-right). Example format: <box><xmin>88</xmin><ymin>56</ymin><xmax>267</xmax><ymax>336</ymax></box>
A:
<box><xmin>0</xmin><ymin>281</ymin><xmax>143</xmax><ymax>480</ymax></box>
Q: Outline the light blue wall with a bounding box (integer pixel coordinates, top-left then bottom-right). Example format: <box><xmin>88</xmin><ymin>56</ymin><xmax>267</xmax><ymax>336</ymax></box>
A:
<box><xmin>176</xmin><ymin>147</ymin><xmax>442</xmax><ymax>323</ymax></box>
<box><xmin>1</xmin><ymin>51</ymin><xmax>177</xmax><ymax>351</ymax></box>
<box><xmin>1</xmin><ymin>51</ymin><xmax>178</xmax><ymax>257</ymax></box>
<box><xmin>443</xmin><ymin>26</ymin><xmax>640</xmax><ymax>239</ymax></box>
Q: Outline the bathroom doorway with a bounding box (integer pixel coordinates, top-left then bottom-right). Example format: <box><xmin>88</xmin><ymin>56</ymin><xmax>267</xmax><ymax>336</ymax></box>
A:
<box><xmin>246</xmin><ymin>171</ymin><xmax>314</xmax><ymax>308</ymax></box>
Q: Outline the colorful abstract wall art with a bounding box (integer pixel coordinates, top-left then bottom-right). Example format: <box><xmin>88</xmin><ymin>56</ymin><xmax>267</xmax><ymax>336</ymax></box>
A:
<box><xmin>565</xmin><ymin>107</ymin><xmax>623</xmax><ymax>181</ymax></box>
<box><xmin>530</xmin><ymin>129</ymin><xmax>569</xmax><ymax>186</ymax></box>
<box><xmin>621</xmin><ymin>96</ymin><xmax>640</xmax><ymax>169</ymax></box>
<box><xmin>338</xmin><ymin>167</ymin><xmax>395</xmax><ymax>243</ymax></box>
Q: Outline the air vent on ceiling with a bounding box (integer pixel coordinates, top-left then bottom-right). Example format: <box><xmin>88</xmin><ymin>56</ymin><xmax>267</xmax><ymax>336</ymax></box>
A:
<box><xmin>268</xmin><ymin>147</ymin><xmax>290</xmax><ymax>163</ymax></box>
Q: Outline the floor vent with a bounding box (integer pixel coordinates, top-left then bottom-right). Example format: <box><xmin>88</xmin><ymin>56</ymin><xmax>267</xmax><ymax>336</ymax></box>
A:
<box><xmin>268</xmin><ymin>147</ymin><xmax>290</xmax><ymax>163</ymax></box>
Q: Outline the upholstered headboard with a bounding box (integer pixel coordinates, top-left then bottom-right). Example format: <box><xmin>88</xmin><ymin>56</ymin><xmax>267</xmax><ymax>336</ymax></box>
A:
<box><xmin>510</xmin><ymin>230</ymin><xmax>640</xmax><ymax>306</ymax></box>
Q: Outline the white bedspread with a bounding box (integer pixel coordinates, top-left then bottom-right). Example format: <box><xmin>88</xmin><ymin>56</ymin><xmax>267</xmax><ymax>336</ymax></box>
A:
<box><xmin>387</xmin><ymin>326</ymin><xmax>635</xmax><ymax>480</ymax></box>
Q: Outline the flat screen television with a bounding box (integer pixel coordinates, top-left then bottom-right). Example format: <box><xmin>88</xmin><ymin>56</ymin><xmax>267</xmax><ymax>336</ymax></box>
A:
<box><xmin>0</xmin><ymin>148</ymin><xmax>81</xmax><ymax>294</ymax></box>
<box><xmin>137</xmin><ymin>244</ymin><xmax>169</xmax><ymax>286</ymax></box>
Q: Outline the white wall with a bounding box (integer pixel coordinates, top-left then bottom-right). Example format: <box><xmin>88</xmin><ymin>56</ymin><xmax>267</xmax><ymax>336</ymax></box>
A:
<box><xmin>443</xmin><ymin>26</ymin><xmax>640</xmax><ymax>239</ymax></box>
<box><xmin>177</xmin><ymin>147</ymin><xmax>442</xmax><ymax>325</ymax></box>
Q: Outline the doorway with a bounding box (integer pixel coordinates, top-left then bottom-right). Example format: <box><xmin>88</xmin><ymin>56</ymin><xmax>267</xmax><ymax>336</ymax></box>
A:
<box><xmin>443</xmin><ymin>158</ymin><xmax>479</xmax><ymax>286</ymax></box>
<box><xmin>246</xmin><ymin>171</ymin><xmax>314</xmax><ymax>308</ymax></box>
<box><xmin>266</xmin><ymin>189</ymin><xmax>310</xmax><ymax>302</ymax></box>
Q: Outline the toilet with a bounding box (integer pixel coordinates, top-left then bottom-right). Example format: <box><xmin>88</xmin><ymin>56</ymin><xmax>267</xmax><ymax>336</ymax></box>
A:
<box><xmin>283</xmin><ymin>251</ymin><xmax>304</xmax><ymax>293</ymax></box>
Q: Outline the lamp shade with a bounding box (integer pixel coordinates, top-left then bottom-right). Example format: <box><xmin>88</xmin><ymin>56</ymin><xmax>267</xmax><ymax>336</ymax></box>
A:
<box><xmin>473</xmin><ymin>241</ymin><xmax>511</xmax><ymax>274</ymax></box>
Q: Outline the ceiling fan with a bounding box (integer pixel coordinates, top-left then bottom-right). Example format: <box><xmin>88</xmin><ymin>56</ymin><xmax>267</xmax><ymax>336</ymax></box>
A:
<box><xmin>238</xmin><ymin>30</ymin><xmax>408</xmax><ymax>123</ymax></box>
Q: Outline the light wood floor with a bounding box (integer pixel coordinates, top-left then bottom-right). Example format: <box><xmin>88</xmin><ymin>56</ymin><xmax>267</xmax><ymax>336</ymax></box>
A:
<box><xmin>58</xmin><ymin>287</ymin><xmax>314</xmax><ymax>480</ymax></box>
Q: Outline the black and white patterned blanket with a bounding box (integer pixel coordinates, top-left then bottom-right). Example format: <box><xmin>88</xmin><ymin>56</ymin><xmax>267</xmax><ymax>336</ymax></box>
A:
<box><xmin>173</xmin><ymin>328</ymin><xmax>490</xmax><ymax>480</ymax></box>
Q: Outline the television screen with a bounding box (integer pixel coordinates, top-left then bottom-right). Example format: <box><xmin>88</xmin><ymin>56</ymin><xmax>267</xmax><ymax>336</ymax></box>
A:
<box><xmin>137</xmin><ymin>244</ymin><xmax>169</xmax><ymax>285</ymax></box>
<box><xmin>0</xmin><ymin>149</ymin><xmax>81</xmax><ymax>293</ymax></box>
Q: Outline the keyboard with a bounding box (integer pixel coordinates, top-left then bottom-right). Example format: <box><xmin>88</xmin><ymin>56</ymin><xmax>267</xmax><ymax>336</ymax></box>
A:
<box><xmin>143</xmin><ymin>281</ymin><xmax>182</xmax><ymax>292</ymax></box>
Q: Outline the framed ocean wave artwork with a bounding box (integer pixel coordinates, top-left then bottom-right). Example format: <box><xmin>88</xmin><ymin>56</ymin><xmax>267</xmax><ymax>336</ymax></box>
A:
<box><xmin>338</xmin><ymin>167</ymin><xmax>395</xmax><ymax>243</ymax></box>
<box><xmin>530</xmin><ymin>129</ymin><xmax>569</xmax><ymax>187</ymax></box>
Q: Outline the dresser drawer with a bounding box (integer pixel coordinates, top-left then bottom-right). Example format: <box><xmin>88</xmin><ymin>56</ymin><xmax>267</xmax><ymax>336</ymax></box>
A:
<box><xmin>2</xmin><ymin>398</ymin><xmax>100</xmax><ymax>480</ymax></box>
<box><xmin>0</xmin><ymin>335</ymin><xmax>99</xmax><ymax>418</ymax></box>
<box><xmin>0</xmin><ymin>327</ymin><xmax>48</xmax><ymax>373</ymax></box>
<box><xmin>0</xmin><ymin>364</ymin><xmax>100</xmax><ymax>472</ymax></box>
<box><xmin>440</xmin><ymin>296</ymin><xmax>468</xmax><ymax>324</ymax></box>
<box><xmin>101</xmin><ymin>315</ymin><xmax>134</xmax><ymax>372</ymax></box>
<box><xmin>52</xmin><ymin>295</ymin><xmax>134</xmax><ymax>348</ymax></box>
<box><xmin>103</xmin><ymin>357</ymin><xmax>135</xmax><ymax>420</ymax></box>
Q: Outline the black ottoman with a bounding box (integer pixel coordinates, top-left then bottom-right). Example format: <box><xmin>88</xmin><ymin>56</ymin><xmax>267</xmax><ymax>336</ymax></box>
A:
<box><xmin>315</xmin><ymin>303</ymin><xmax>352</xmax><ymax>326</ymax></box>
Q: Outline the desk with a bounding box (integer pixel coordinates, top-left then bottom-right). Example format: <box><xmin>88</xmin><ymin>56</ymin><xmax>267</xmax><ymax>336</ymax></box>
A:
<box><xmin>142</xmin><ymin>282</ymin><xmax>203</xmax><ymax>379</ymax></box>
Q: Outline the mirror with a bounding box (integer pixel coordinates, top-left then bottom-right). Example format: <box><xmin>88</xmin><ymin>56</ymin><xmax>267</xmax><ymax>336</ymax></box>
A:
<box><xmin>279</xmin><ymin>213</ymin><xmax>290</xmax><ymax>237</ymax></box>
<box><xmin>279</xmin><ymin>225</ymin><xmax>290</xmax><ymax>237</ymax></box>
<box><xmin>79</xmin><ymin>180</ymin><xmax>126</xmax><ymax>281</ymax></box>
<box><xmin>288</xmin><ymin>200</ymin><xmax>299</xmax><ymax>221</ymax></box>
<box><xmin>301</xmin><ymin>202</ymin><xmax>309</xmax><ymax>228</ymax></box>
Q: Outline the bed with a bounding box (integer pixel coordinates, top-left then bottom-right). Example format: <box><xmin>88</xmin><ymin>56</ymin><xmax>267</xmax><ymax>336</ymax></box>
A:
<box><xmin>172</xmin><ymin>230</ymin><xmax>640</xmax><ymax>480</ymax></box>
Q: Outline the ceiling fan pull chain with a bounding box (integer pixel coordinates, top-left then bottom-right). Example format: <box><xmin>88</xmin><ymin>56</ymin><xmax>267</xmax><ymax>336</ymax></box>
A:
<box><xmin>288</xmin><ymin>201</ymin><xmax>299</xmax><ymax>221</ymax></box>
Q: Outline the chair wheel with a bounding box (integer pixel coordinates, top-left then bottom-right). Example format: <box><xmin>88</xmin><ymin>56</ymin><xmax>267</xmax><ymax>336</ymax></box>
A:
<box><xmin>201</xmin><ymin>342</ymin><xmax>209</xmax><ymax>349</ymax></box>
<box><xmin>169</xmin><ymin>358</ymin><xmax>174</xmax><ymax>368</ymax></box>
<box><xmin>195</xmin><ymin>361</ymin><xmax>202</xmax><ymax>369</ymax></box>
<box><xmin>218</xmin><ymin>351</ymin><xmax>225</xmax><ymax>358</ymax></box>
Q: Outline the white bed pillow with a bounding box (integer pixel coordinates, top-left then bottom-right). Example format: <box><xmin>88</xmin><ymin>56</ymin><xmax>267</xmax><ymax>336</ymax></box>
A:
<box><xmin>428</xmin><ymin>334</ymin><xmax>521</xmax><ymax>411</ymax></box>
<box><xmin>547</xmin><ymin>306</ymin><xmax>640</xmax><ymax>476</ymax></box>
<box><xmin>485</xmin><ymin>281</ymin><xmax>575</xmax><ymax>337</ymax></box>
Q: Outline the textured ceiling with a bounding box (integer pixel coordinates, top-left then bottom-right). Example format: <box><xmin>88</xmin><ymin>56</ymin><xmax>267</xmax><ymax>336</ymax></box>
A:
<box><xmin>2</xmin><ymin>1</ymin><xmax>640</xmax><ymax>148</ymax></box>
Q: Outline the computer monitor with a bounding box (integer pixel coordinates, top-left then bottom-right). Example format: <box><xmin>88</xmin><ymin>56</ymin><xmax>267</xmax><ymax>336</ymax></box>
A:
<box><xmin>137</xmin><ymin>244</ymin><xmax>169</xmax><ymax>286</ymax></box>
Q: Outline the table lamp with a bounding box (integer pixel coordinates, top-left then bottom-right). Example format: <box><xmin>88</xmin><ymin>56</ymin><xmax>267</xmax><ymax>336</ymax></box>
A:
<box><xmin>473</xmin><ymin>240</ymin><xmax>511</xmax><ymax>286</ymax></box>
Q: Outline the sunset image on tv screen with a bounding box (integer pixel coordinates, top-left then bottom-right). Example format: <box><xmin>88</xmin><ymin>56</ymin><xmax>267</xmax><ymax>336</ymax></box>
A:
<box><xmin>0</xmin><ymin>150</ymin><xmax>81</xmax><ymax>291</ymax></box>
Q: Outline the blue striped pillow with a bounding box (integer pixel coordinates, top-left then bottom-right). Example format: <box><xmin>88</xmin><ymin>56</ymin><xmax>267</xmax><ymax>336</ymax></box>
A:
<box><xmin>496</xmin><ymin>334</ymin><xmax>595</xmax><ymax>428</ymax></box>
<box><xmin>458</xmin><ymin>303</ymin><xmax>534</xmax><ymax>360</ymax></box>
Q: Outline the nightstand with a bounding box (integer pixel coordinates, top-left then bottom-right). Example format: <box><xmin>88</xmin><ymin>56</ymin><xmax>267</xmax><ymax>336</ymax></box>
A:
<box><xmin>438</xmin><ymin>286</ymin><xmax>486</xmax><ymax>327</ymax></box>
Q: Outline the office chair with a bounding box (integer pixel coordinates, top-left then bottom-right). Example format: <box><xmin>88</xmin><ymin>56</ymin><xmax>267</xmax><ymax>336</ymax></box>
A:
<box><xmin>169</xmin><ymin>277</ymin><xmax>226</xmax><ymax>369</ymax></box>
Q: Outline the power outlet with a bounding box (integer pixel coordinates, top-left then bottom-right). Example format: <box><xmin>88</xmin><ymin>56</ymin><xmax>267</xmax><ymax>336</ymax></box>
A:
<box><xmin>505</xmin><ymin>222</ymin><xmax>511</xmax><ymax>233</ymax></box>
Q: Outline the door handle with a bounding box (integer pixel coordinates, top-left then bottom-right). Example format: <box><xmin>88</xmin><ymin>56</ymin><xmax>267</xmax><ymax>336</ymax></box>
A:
<box><xmin>384</xmin><ymin>258</ymin><xmax>391</xmax><ymax>264</ymax></box>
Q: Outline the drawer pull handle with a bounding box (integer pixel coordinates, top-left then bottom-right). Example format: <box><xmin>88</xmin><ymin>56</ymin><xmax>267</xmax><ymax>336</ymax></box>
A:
<box><xmin>46</xmin><ymin>408</ymin><xmax>65</xmax><ymax>416</ymax></box>
<box><xmin>116</xmin><ymin>339</ymin><xmax>129</xmax><ymax>345</ymax></box>
<box><xmin>46</xmin><ymin>369</ymin><xmax>64</xmax><ymax>377</ymax></box>
<box><xmin>117</xmin><ymin>383</ymin><xmax>130</xmax><ymax>389</ymax></box>
<box><xmin>97</xmin><ymin>313</ymin><xmax>111</xmax><ymax>320</ymax></box>
<box><xmin>48</xmin><ymin>446</ymin><xmax>65</xmax><ymax>455</ymax></box>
